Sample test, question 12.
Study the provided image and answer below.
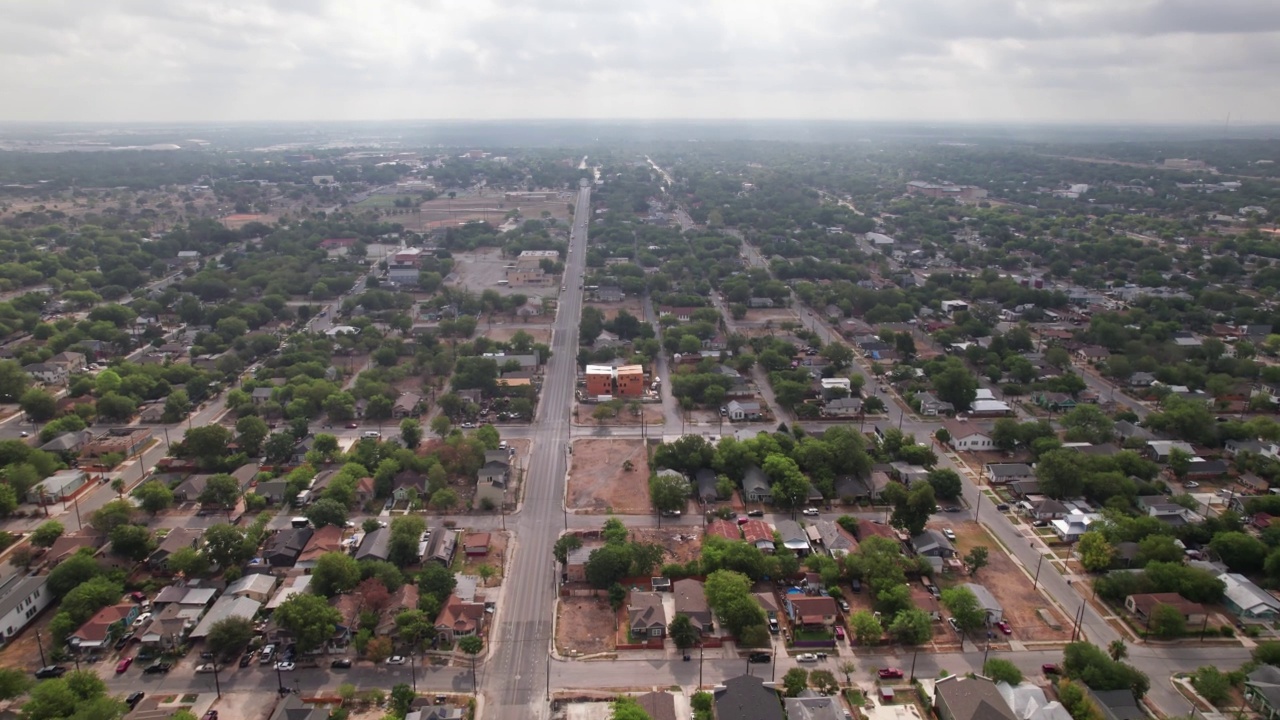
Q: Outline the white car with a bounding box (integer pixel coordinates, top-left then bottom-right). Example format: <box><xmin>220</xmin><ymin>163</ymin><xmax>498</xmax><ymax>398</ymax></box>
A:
<box><xmin>274</xmin><ymin>661</ymin><xmax>296</xmax><ymax>671</ymax></box>
<box><xmin>942</xmin><ymin>528</ymin><xmax>956</xmax><ymax>541</ymax></box>
<box><xmin>195</xmin><ymin>663</ymin><xmax>218</xmax><ymax>673</ymax></box>
<box><xmin>386</xmin><ymin>656</ymin><xmax>407</xmax><ymax>665</ymax></box>
<box><xmin>802</xmin><ymin>508</ymin><xmax>820</xmax><ymax>517</ymax></box>
<box><xmin>1184</xmin><ymin>481</ymin><xmax>1200</xmax><ymax>489</ymax></box>
<box><xmin>132</xmin><ymin>612</ymin><xmax>152</xmax><ymax>628</ymax></box>
<box><xmin>796</xmin><ymin>653</ymin><xmax>819</xmax><ymax>663</ymax></box>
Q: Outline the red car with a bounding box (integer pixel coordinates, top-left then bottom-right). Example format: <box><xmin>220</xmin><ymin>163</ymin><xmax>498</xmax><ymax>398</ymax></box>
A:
<box><xmin>345</xmin><ymin>423</ymin><xmax>359</xmax><ymax>429</ymax></box>
<box><xmin>997</xmin><ymin>621</ymin><xmax>1012</xmax><ymax>635</ymax></box>
<box><xmin>878</xmin><ymin>668</ymin><xmax>904</xmax><ymax>679</ymax></box>
<box><xmin>115</xmin><ymin>657</ymin><xmax>133</xmax><ymax>674</ymax></box>
<box><xmin>1042</xmin><ymin>664</ymin><xmax>1060</xmax><ymax>675</ymax></box>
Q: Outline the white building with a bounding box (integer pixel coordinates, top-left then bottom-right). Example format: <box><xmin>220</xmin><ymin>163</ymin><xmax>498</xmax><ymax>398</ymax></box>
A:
<box><xmin>0</xmin><ymin>574</ymin><xmax>51</xmax><ymax>642</ymax></box>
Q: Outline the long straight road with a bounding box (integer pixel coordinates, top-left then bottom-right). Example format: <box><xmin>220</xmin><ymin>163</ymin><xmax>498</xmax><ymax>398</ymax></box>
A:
<box><xmin>482</xmin><ymin>184</ymin><xmax>591</xmax><ymax>720</ymax></box>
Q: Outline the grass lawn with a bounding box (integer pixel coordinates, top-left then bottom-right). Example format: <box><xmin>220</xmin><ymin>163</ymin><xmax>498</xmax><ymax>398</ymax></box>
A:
<box><xmin>794</xmin><ymin>628</ymin><xmax>834</xmax><ymax>642</ymax></box>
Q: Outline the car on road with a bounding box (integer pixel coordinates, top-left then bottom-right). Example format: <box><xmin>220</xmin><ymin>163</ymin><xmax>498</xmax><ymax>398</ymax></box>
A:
<box><xmin>944</xmin><ymin>506</ymin><xmax>962</xmax><ymax>513</ymax></box>
<box><xmin>34</xmin><ymin>666</ymin><xmax>66</xmax><ymax>679</ymax></box>
<box><xmin>746</xmin><ymin>509</ymin><xmax>764</xmax><ymax>517</ymax></box>
<box><xmin>748</xmin><ymin>652</ymin><xmax>771</xmax><ymax>663</ymax></box>
<box><xmin>802</xmin><ymin>508</ymin><xmax>820</xmax><ymax>516</ymax></box>
<box><xmin>126</xmin><ymin>692</ymin><xmax>145</xmax><ymax>709</ymax></box>
<box><xmin>942</xmin><ymin>528</ymin><xmax>956</xmax><ymax>541</ymax></box>
<box><xmin>115</xmin><ymin>657</ymin><xmax>133</xmax><ymax>674</ymax></box>
<box><xmin>274</xmin><ymin>662</ymin><xmax>295</xmax><ymax>671</ymax></box>
<box><xmin>660</xmin><ymin>510</ymin><xmax>681</xmax><ymax>517</ymax></box>
<box><xmin>331</xmin><ymin>658</ymin><xmax>352</xmax><ymax>669</ymax></box>
<box><xmin>1184</xmin><ymin>481</ymin><xmax>1200</xmax><ymax>489</ymax></box>
<box><xmin>143</xmin><ymin>663</ymin><xmax>171</xmax><ymax>674</ymax></box>
<box><xmin>239</xmin><ymin>654</ymin><xmax>254</xmax><ymax>668</ymax></box>
<box><xmin>796</xmin><ymin>653</ymin><xmax>819</xmax><ymax>663</ymax></box>
<box><xmin>460</xmin><ymin>422</ymin><xmax>476</xmax><ymax>429</ymax></box>
<box><xmin>202</xmin><ymin>712</ymin><xmax>219</xmax><ymax>720</ymax></box>
<box><xmin>386</xmin><ymin>656</ymin><xmax>407</xmax><ymax>665</ymax></box>
<box><xmin>19</xmin><ymin>431</ymin><xmax>28</xmax><ymax>437</ymax></box>
<box><xmin>996</xmin><ymin>503</ymin><xmax>1010</xmax><ymax>511</ymax></box>
<box><xmin>1042</xmin><ymin>664</ymin><xmax>1060</xmax><ymax>675</ymax></box>
<box><xmin>878</xmin><ymin>668</ymin><xmax>904</xmax><ymax>679</ymax></box>
<box><xmin>345</xmin><ymin>422</ymin><xmax>359</xmax><ymax>429</ymax></box>
<box><xmin>997</xmin><ymin>621</ymin><xmax>1012</xmax><ymax>635</ymax></box>
<box><xmin>195</xmin><ymin>663</ymin><xmax>219</xmax><ymax>673</ymax></box>
<box><xmin>260</xmin><ymin>644</ymin><xmax>276</xmax><ymax>665</ymax></box>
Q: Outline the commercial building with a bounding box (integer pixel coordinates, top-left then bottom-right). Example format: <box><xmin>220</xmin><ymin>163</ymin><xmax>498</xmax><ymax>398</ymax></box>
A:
<box><xmin>584</xmin><ymin>364</ymin><xmax>646</xmax><ymax>397</ymax></box>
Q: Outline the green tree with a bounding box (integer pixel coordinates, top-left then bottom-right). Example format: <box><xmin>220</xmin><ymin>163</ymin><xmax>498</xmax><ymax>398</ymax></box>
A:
<box><xmin>89</xmin><ymin>499</ymin><xmax>134</xmax><ymax>533</ymax></box>
<box><xmin>1077</xmin><ymin>531</ymin><xmax>1115</xmax><ymax>572</ymax></box>
<box><xmin>400</xmin><ymin>418</ymin><xmax>422</xmax><ymax>448</ymax></box>
<box><xmin>198</xmin><ymin>473</ymin><xmax>241</xmax><ymax>510</ymax></box>
<box><xmin>964</xmin><ymin>547</ymin><xmax>990</xmax><ymax>576</ymax></box>
<box><xmin>553</xmin><ymin>534</ymin><xmax>583</xmax><ymax>565</ymax></box>
<box><xmin>610</xmin><ymin>696</ymin><xmax>654</xmax><ymax>720</ymax></box>
<box><xmin>235</xmin><ymin>415</ymin><xmax>270</xmax><ymax>457</ymax></box>
<box><xmin>1061</xmin><ymin>405</ymin><xmax>1115</xmax><ymax>444</ymax></box>
<box><xmin>1036</xmin><ymin>448</ymin><xmax>1084</xmax><ymax>499</ymax></box>
<box><xmin>205</xmin><ymin>616</ymin><xmax>254</xmax><ymax>661</ymax></box>
<box><xmin>109</xmin><ymin>524</ymin><xmax>152</xmax><ymax>560</ymax></box>
<box><xmin>21</xmin><ymin>670</ymin><xmax>121</xmax><ymax>720</ymax></box>
<box><xmin>46</xmin><ymin>551</ymin><xmax>99</xmax><ymax>595</ymax></box>
<box><xmin>430</xmin><ymin>488</ymin><xmax>459</xmax><ymax>510</ymax></box>
<box><xmin>585</xmin><ymin>545</ymin><xmax>633</xmax><ymax>589</ymax></box>
<box><xmin>809</xmin><ymin>669</ymin><xmax>839</xmax><ymax>695</ymax></box>
<box><xmin>934</xmin><ymin>364</ymin><xmax>978</xmax><ymax>412</ymax></box>
<box><xmin>1108</xmin><ymin>639</ymin><xmax>1128</xmax><ymax>662</ymax></box>
<box><xmin>649</xmin><ymin>472</ymin><xmax>691</xmax><ymax>515</ymax></box>
<box><xmin>458</xmin><ymin>635</ymin><xmax>483</xmax><ymax>693</ymax></box>
<box><xmin>19</xmin><ymin>388</ymin><xmax>57</xmax><ymax>422</ymax></box>
<box><xmin>888</xmin><ymin>608</ymin><xmax>933</xmax><ymax>645</ymax></box>
<box><xmin>167</xmin><ymin>546</ymin><xmax>209</xmax><ymax>577</ymax></box>
<box><xmin>1147</xmin><ymin>603</ymin><xmax>1186</xmax><ymax>639</ymax></box>
<box><xmin>0</xmin><ymin>667</ymin><xmax>32</xmax><ymax>702</ymax></box>
<box><xmin>848</xmin><ymin>610</ymin><xmax>882</xmax><ymax>645</ymax></box>
<box><xmin>668</xmin><ymin>613</ymin><xmax>699</xmax><ymax>650</ymax></box>
<box><xmin>313</xmin><ymin>551</ymin><xmax>362</xmax><ymax>597</ymax></box>
<box><xmin>202</xmin><ymin>523</ymin><xmax>252</xmax><ymax>569</ymax></box>
<box><xmin>418</xmin><ymin>562</ymin><xmax>456</xmax><ymax>605</ymax></box>
<box><xmin>984</xmin><ymin>658</ymin><xmax>1023</xmax><ymax>685</ymax></box>
<box><xmin>264</xmin><ymin>432</ymin><xmax>297</xmax><ymax>464</ymax></box>
<box><xmin>782</xmin><ymin>667</ymin><xmax>810</xmax><ymax>697</ymax></box>
<box><xmin>0</xmin><ymin>359</ymin><xmax>31</xmax><ymax>402</ymax></box>
<box><xmin>1192</xmin><ymin>666</ymin><xmax>1231</xmax><ymax>706</ymax></box>
<box><xmin>30</xmin><ymin>520</ymin><xmax>65</xmax><ymax>548</ymax></box>
<box><xmin>274</xmin><ymin>593</ymin><xmax>343</xmax><ymax>652</ymax></box>
<box><xmin>132</xmin><ymin>480</ymin><xmax>174</xmax><ymax>515</ymax></box>
<box><xmin>430</xmin><ymin>415</ymin><xmax>452</xmax><ymax>438</ymax></box>
<box><xmin>305</xmin><ymin>498</ymin><xmax>349</xmax><ymax>529</ymax></box>
<box><xmin>926</xmin><ymin>468</ymin><xmax>963</xmax><ymax>501</ymax></box>
<box><xmin>1209</xmin><ymin>531</ymin><xmax>1267</xmax><ymax>574</ymax></box>
<box><xmin>390</xmin><ymin>683</ymin><xmax>416</xmax><ymax>717</ymax></box>
<box><xmin>940</xmin><ymin>586</ymin><xmax>986</xmax><ymax>634</ymax></box>
<box><xmin>163</xmin><ymin>389</ymin><xmax>192</xmax><ymax>423</ymax></box>
<box><xmin>887</xmin><ymin>482</ymin><xmax>936</xmax><ymax>536</ymax></box>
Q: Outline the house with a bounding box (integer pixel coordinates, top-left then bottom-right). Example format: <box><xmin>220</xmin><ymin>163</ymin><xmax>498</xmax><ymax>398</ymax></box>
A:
<box><xmin>628</xmin><ymin>592</ymin><xmax>667</xmax><ymax>638</ymax></box>
<box><xmin>293</xmin><ymin>524</ymin><xmax>343</xmax><ymax>569</ymax></box>
<box><xmin>81</xmin><ymin>428</ymin><xmax>151</xmax><ymax>460</ymax></box>
<box><xmin>434</xmin><ymin>593</ymin><xmax>486</xmax><ymax>643</ymax></box>
<box><xmin>632</xmin><ymin>692</ymin><xmax>678</xmax><ymax>720</ymax></box>
<box><xmin>226</xmin><ymin>573</ymin><xmax>279</xmax><ymax>603</ymax></box>
<box><xmin>715</xmin><ymin>675</ymin><xmax>785</xmax><ymax>720</ymax></box>
<box><xmin>463</xmin><ymin>533</ymin><xmax>490</xmax><ymax>557</ymax></box>
<box><xmin>1052</xmin><ymin>511</ymin><xmax>1100</xmax><ymax>543</ymax></box>
<box><xmin>49</xmin><ymin>351</ymin><xmax>87</xmax><ymax>373</ymax></box>
<box><xmin>823</xmin><ymin>397</ymin><xmax>863</xmax><ymax>417</ymax></box>
<box><xmin>741</xmin><ymin>520</ymin><xmax>775</xmax><ymax>553</ymax></box>
<box><xmin>152</xmin><ymin>585</ymin><xmax>217</xmax><ymax>613</ymax></box>
<box><xmin>785</xmin><ymin>693</ymin><xmax>846</xmax><ymax>720</ymax></box>
<box><xmin>749</xmin><ymin>297</ymin><xmax>775</xmax><ymax>308</ymax></box>
<box><xmin>1028</xmin><ymin>498</ymin><xmax>1069</xmax><ymax>521</ymax></box>
<box><xmin>1034</xmin><ymin>392</ymin><xmax>1076</xmax><ymax>413</ymax></box>
<box><xmin>269</xmin><ymin>695</ymin><xmax>331</xmax><ymax>720</ymax></box>
<box><xmin>934</xmin><ymin>675</ymin><xmax>1019</xmax><ymax>720</ymax></box>
<box><xmin>1125</xmin><ymin>593</ymin><xmax>1207</xmax><ymax>626</ymax></box>
<box><xmin>1137</xmin><ymin>496</ymin><xmax>1196</xmax><ymax>526</ymax></box>
<box><xmin>912</xmin><ymin>530</ymin><xmax>956</xmax><ymax>558</ymax></box>
<box><xmin>1184</xmin><ymin>459</ymin><xmax>1230</xmax><ymax>480</ymax></box>
<box><xmin>814</xmin><ymin>520</ymin><xmax>859</xmax><ymax>558</ymax></box>
<box><xmin>355</xmin><ymin>527</ymin><xmax>391</xmax><ymax>563</ymax></box>
<box><xmin>424</xmin><ymin>528</ymin><xmax>458</xmax><ymax>566</ymax></box>
<box><xmin>27</xmin><ymin>468</ymin><xmax>88</xmax><ymax>504</ymax></box>
<box><xmin>1075</xmin><ymin>346</ymin><xmax>1111</xmax><ymax>363</ymax></box>
<box><xmin>995</xmin><ymin>682</ymin><xmax>1073</xmax><ymax>720</ymax></box>
<box><xmin>0</xmin><ymin>574</ymin><xmax>51</xmax><ymax>643</ymax></box>
<box><xmin>775</xmin><ymin>519</ymin><xmax>812</xmax><ymax>556</ymax></box>
<box><xmin>584</xmin><ymin>364</ymin><xmax>646</xmax><ymax>397</ymax></box>
<box><xmin>961</xmin><ymin>583</ymin><xmax>1003</xmax><ymax>624</ymax></box>
<box><xmin>855</xmin><ymin>519</ymin><xmax>900</xmax><ymax>544</ymax></box>
<box><xmin>672</xmin><ymin>579</ymin><xmax>714</xmax><ymax>634</ymax></box>
<box><xmin>1114</xmin><ymin>421</ymin><xmax>1154</xmax><ymax>443</ymax></box>
<box><xmin>1221</xmin><ymin>572</ymin><xmax>1280</xmax><ymax>619</ymax></box>
<box><xmin>68</xmin><ymin>603</ymin><xmax>138</xmax><ymax>650</ymax></box>
<box><xmin>695</xmin><ymin>468</ymin><xmax>719</xmax><ymax>503</ymax></box>
<box><xmin>592</xmin><ymin>286</ymin><xmax>626</xmax><ymax>302</ymax></box>
<box><xmin>265</xmin><ymin>528</ymin><xmax>313</xmax><ymax>567</ymax></box>
<box><xmin>23</xmin><ymin>362</ymin><xmax>68</xmax><ymax>385</ymax></box>
<box><xmin>562</xmin><ymin>543</ymin><xmax>598</xmax><ymax>583</ymax></box>
<box><xmin>1084</xmin><ymin>689</ymin><xmax>1145</xmax><ymax>720</ymax></box>
<box><xmin>705</xmin><ymin>519</ymin><xmax>741</xmax><ymax>541</ymax></box>
<box><xmin>137</xmin><ymin>603</ymin><xmax>194</xmax><ymax>649</ymax></box>
<box><xmin>986</xmin><ymin>464</ymin><xmax>1034</xmax><ymax>485</ymax></box>
<box><xmin>1129</xmin><ymin>372</ymin><xmax>1157</xmax><ymax>388</ymax></box>
<box><xmin>376</xmin><ymin>584</ymin><xmax>421</xmax><ymax>637</ymax></box>
<box><xmin>148</xmin><ymin>528</ymin><xmax>202</xmax><ymax>569</ymax></box>
<box><xmin>1146</xmin><ymin>440</ymin><xmax>1195</xmax><ymax>462</ymax></box>
<box><xmin>727</xmin><ymin>400</ymin><xmax>763</xmax><ymax>421</ymax></box>
<box><xmin>251</xmin><ymin>387</ymin><xmax>274</xmax><ymax>405</ymax></box>
<box><xmin>1245</xmin><ymin>665</ymin><xmax>1280</xmax><ymax>720</ymax></box>
<box><xmin>916</xmin><ymin>392</ymin><xmax>954</xmax><ymax>416</ymax></box>
<box><xmin>742</xmin><ymin>466</ymin><xmax>772</xmax><ymax>503</ymax></box>
<box><xmin>786</xmin><ymin>595</ymin><xmax>837</xmax><ymax>628</ymax></box>
<box><xmin>475</xmin><ymin>457</ymin><xmax>510</xmax><ymax>509</ymax></box>
<box><xmin>1008</xmin><ymin>480</ymin><xmax>1041</xmax><ymax>499</ymax></box>
<box><xmin>943</xmin><ymin>421</ymin><xmax>995</xmax><ymax>451</ymax></box>
<box><xmin>392</xmin><ymin>392</ymin><xmax>422</xmax><ymax>419</ymax></box>
<box><xmin>255</xmin><ymin>479</ymin><xmax>289</xmax><ymax>505</ymax></box>
<box><xmin>353</xmin><ymin>476</ymin><xmax>376</xmax><ymax>506</ymax></box>
<box><xmin>39</xmin><ymin>430</ymin><xmax>94</xmax><ymax>456</ymax></box>
<box><xmin>406</xmin><ymin>707</ymin><xmax>465</xmax><ymax>720</ymax></box>
<box><xmin>138</xmin><ymin>403</ymin><xmax>167</xmax><ymax>423</ymax></box>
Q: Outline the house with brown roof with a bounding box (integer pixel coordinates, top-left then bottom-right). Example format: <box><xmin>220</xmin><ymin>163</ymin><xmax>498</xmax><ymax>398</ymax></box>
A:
<box><xmin>855</xmin><ymin>519</ymin><xmax>900</xmax><ymax>545</ymax></box>
<box><xmin>741</xmin><ymin>520</ymin><xmax>775</xmax><ymax>553</ymax></box>
<box><xmin>434</xmin><ymin>593</ymin><xmax>486</xmax><ymax>643</ymax></box>
<box><xmin>148</xmin><ymin>528</ymin><xmax>202</xmax><ymax>570</ymax></box>
<box><xmin>296</xmin><ymin>525</ymin><xmax>345</xmax><ymax>569</ymax></box>
<box><xmin>354</xmin><ymin>476</ymin><xmax>376</xmax><ymax>506</ymax></box>
<box><xmin>68</xmin><ymin>603</ymin><xmax>139</xmax><ymax>650</ymax></box>
<box><xmin>705</xmin><ymin>519</ymin><xmax>741</xmax><ymax>541</ymax></box>
<box><xmin>633</xmin><ymin>692</ymin><xmax>678</xmax><ymax>720</ymax></box>
<box><xmin>1125</xmin><ymin>592</ymin><xmax>1207</xmax><ymax>626</ymax></box>
<box><xmin>45</xmin><ymin>528</ymin><xmax>107</xmax><ymax>566</ymax></box>
<box><xmin>673</xmin><ymin>579</ymin><xmax>714</xmax><ymax>635</ymax></box>
<box><xmin>462</xmin><ymin>533</ymin><xmax>490</xmax><ymax>557</ymax></box>
<box><xmin>934</xmin><ymin>675</ymin><xmax>1018</xmax><ymax>720</ymax></box>
<box><xmin>377</xmin><ymin>584</ymin><xmax>420</xmax><ymax>636</ymax></box>
<box><xmin>785</xmin><ymin>595</ymin><xmax>837</xmax><ymax>628</ymax></box>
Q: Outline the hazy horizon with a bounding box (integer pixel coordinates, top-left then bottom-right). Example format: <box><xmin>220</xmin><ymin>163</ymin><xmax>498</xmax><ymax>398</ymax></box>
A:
<box><xmin>5</xmin><ymin>0</ymin><xmax>1280</xmax><ymax>125</ymax></box>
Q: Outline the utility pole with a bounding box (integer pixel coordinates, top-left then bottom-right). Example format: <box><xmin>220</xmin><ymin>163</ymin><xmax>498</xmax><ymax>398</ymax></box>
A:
<box><xmin>212</xmin><ymin>661</ymin><xmax>222</xmax><ymax>698</ymax></box>
<box><xmin>1032</xmin><ymin>553</ymin><xmax>1046</xmax><ymax>591</ymax></box>
<box><xmin>35</xmin><ymin>630</ymin><xmax>47</xmax><ymax>667</ymax></box>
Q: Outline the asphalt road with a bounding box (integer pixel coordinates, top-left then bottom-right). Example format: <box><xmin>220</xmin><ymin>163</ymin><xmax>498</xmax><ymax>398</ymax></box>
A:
<box><xmin>482</xmin><ymin>185</ymin><xmax>591</xmax><ymax>720</ymax></box>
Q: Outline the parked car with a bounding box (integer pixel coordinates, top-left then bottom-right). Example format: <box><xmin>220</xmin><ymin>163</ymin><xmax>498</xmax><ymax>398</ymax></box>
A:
<box><xmin>195</xmin><ymin>663</ymin><xmax>220</xmax><ymax>673</ymax></box>
<box><xmin>997</xmin><ymin>621</ymin><xmax>1012</xmax><ymax>635</ymax></box>
<box><xmin>202</xmin><ymin>712</ymin><xmax>219</xmax><ymax>720</ymax></box>
<box><xmin>132</xmin><ymin>612</ymin><xmax>152</xmax><ymax>627</ymax></box>
<box><xmin>34</xmin><ymin>666</ymin><xmax>66</xmax><ymax>679</ymax></box>
<box><xmin>1184</xmin><ymin>481</ymin><xmax>1200</xmax><ymax>489</ymax></box>
<box><xmin>115</xmin><ymin>657</ymin><xmax>133</xmax><ymax>674</ymax></box>
<box><xmin>143</xmin><ymin>663</ymin><xmax>172</xmax><ymax>675</ymax></box>
<box><xmin>274</xmin><ymin>662</ymin><xmax>296</xmax><ymax>672</ymax></box>
<box><xmin>944</xmin><ymin>506</ymin><xmax>962</xmax><ymax>513</ymax></box>
<box><xmin>768</xmin><ymin>618</ymin><xmax>779</xmax><ymax>634</ymax></box>
<box><xmin>835</xmin><ymin>626</ymin><xmax>846</xmax><ymax>641</ymax></box>
<box><xmin>259</xmin><ymin>644</ymin><xmax>276</xmax><ymax>665</ymax></box>
<box><xmin>331</xmin><ymin>658</ymin><xmax>352</xmax><ymax>669</ymax></box>
<box><xmin>126</xmin><ymin>692</ymin><xmax>145</xmax><ymax>709</ymax></box>
<box><xmin>942</xmin><ymin>528</ymin><xmax>956</xmax><ymax>540</ymax></box>
<box><xmin>996</xmin><ymin>503</ymin><xmax>1010</xmax><ymax>511</ymax></box>
<box><xmin>802</xmin><ymin>508</ymin><xmax>820</xmax><ymax>516</ymax></box>
<box><xmin>239</xmin><ymin>654</ymin><xmax>254</xmax><ymax>668</ymax></box>
<box><xmin>947</xmin><ymin>617</ymin><xmax>961</xmax><ymax>633</ymax></box>
<box><xmin>1042</xmin><ymin>664</ymin><xmax>1060</xmax><ymax>675</ymax></box>
<box><xmin>878</xmin><ymin>668</ymin><xmax>904</xmax><ymax>679</ymax></box>
<box><xmin>796</xmin><ymin>653</ymin><xmax>819</xmax><ymax>663</ymax></box>
<box><xmin>850</xmin><ymin>578</ymin><xmax>862</xmax><ymax>593</ymax></box>
<box><xmin>748</xmin><ymin>653</ymin><xmax>771</xmax><ymax>664</ymax></box>
<box><xmin>386</xmin><ymin>656</ymin><xmax>407</xmax><ymax>665</ymax></box>
<box><xmin>114</xmin><ymin>632</ymin><xmax>134</xmax><ymax>651</ymax></box>
<box><xmin>746</xmin><ymin>510</ymin><xmax>764</xmax><ymax>517</ymax></box>
<box><xmin>837</xmin><ymin>598</ymin><xmax>850</xmax><ymax>612</ymax></box>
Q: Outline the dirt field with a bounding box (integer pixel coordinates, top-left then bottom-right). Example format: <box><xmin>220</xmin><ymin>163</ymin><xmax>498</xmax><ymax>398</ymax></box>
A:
<box><xmin>556</xmin><ymin>598</ymin><xmax>618</xmax><ymax>655</ymax></box>
<box><xmin>574</xmin><ymin>402</ymin><xmax>666</xmax><ymax>428</ymax></box>
<box><xmin>479</xmin><ymin>326</ymin><xmax>554</xmax><ymax>345</ymax></box>
<box><xmin>589</xmin><ymin>298</ymin><xmax>648</xmax><ymax>322</ymax></box>
<box><xmin>221</xmin><ymin>212</ymin><xmax>272</xmax><ymax>229</ymax></box>
<box><xmin>630</xmin><ymin>527</ymin><xmax>702</xmax><ymax>565</ymax></box>
<box><xmin>744</xmin><ymin>309</ymin><xmax>802</xmax><ymax>324</ymax></box>
<box><xmin>365</xmin><ymin>190</ymin><xmax>573</xmax><ymax>232</ymax></box>
<box><xmin>567</xmin><ymin>439</ymin><xmax>652</xmax><ymax>514</ymax></box>
<box><xmin>448</xmin><ymin>248</ymin><xmax>557</xmax><ymax>300</ymax></box>
<box><xmin>944</xmin><ymin>522</ymin><xmax>1072</xmax><ymax>642</ymax></box>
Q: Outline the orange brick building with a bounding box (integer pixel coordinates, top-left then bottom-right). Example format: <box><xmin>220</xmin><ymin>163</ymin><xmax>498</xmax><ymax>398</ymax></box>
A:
<box><xmin>585</xmin><ymin>364</ymin><xmax>646</xmax><ymax>397</ymax></box>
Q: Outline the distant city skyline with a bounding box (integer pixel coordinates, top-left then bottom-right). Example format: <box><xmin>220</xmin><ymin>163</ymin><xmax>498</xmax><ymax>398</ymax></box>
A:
<box><xmin>3</xmin><ymin>0</ymin><xmax>1280</xmax><ymax>124</ymax></box>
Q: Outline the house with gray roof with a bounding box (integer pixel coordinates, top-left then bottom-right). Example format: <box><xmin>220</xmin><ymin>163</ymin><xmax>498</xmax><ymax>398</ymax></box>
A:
<box><xmin>961</xmin><ymin>583</ymin><xmax>1004</xmax><ymax>624</ymax></box>
<box><xmin>1245</xmin><ymin>664</ymin><xmax>1280</xmax><ymax>720</ymax></box>
<box><xmin>0</xmin><ymin>574</ymin><xmax>51</xmax><ymax>643</ymax></box>
<box><xmin>628</xmin><ymin>592</ymin><xmax>666</xmax><ymax>638</ymax></box>
<box><xmin>672</xmin><ymin>579</ymin><xmax>714</xmax><ymax>634</ymax></box>
<box><xmin>695</xmin><ymin>468</ymin><xmax>719</xmax><ymax>502</ymax></box>
<box><xmin>785</xmin><ymin>693</ymin><xmax>845</xmax><ymax>720</ymax></box>
<box><xmin>715</xmin><ymin>675</ymin><xmax>784</xmax><ymax>720</ymax></box>
<box><xmin>742</xmin><ymin>465</ymin><xmax>772</xmax><ymax>503</ymax></box>
<box><xmin>934</xmin><ymin>675</ymin><xmax>1018</xmax><ymax>720</ymax></box>
<box><xmin>911</xmin><ymin>529</ymin><xmax>956</xmax><ymax>558</ymax></box>
<box><xmin>356</xmin><ymin>527</ymin><xmax>391</xmax><ymax>562</ymax></box>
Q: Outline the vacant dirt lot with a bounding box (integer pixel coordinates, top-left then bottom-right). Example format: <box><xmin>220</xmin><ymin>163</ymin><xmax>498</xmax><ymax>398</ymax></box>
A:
<box><xmin>449</xmin><ymin>248</ymin><xmax>557</xmax><ymax>299</ymax></box>
<box><xmin>574</xmin><ymin>402</ymin><xmax>666</xmax><ymax>427</ymax></box>
<box><xmin>556</xmin><ymin>598</ymin><xmax>618</xmax><ymax>655</ymax></box>
<box><xmin>945</xmin><ymin>522</ymin><xmax>1072</xmax><ymax>642</ymax></box>
<box><xmin>744</xmin><ymin>308</ymin><xmax>802</xmax><ymax>325</ymax></box>
<box><xmin>631</xmin><ymin>526</ymin><xmax>702</xmax><ymax>565</ymax></box>
<box><xmin>482</xmin><ymin>326</ymin><xmax>554</xmax><ymax>345</ymax></box>
<box><xmin>567</xmin><ymin>439</ymin><xmax>652</xmax><ymax>514</ymax></box>
<box><xmin>589</xmin><ymin>298</ymin><xmax>648</xmax><ymax>322</ymax></box>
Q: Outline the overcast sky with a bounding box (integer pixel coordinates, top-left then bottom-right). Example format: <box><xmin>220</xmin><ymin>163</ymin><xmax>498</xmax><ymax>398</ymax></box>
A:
<box><xmin>4</xmin><ymin>0</ymin><xmax>1279</xmax><ymax>124</ymax></box>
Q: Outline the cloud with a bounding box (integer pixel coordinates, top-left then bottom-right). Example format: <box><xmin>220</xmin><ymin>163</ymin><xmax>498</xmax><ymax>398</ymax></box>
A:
<box><xmin>0</xmin><ymin>0</ymin><xmax>1277</xmax><ymax>123</ymax></box>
